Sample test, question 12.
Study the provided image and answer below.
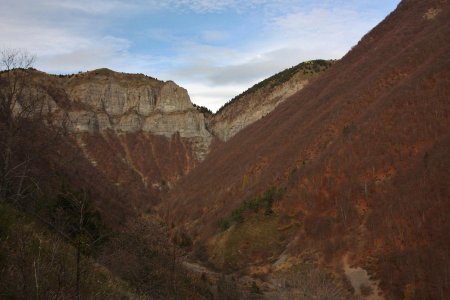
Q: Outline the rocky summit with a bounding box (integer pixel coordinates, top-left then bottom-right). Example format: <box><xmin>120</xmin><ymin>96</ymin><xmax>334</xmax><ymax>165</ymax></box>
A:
<box><xmin>27</xmin><ymin>63</ymin><xmax>332</xmax><ymax>162</ymax></box>
<box><xmin>16</xmin><ymin>60</ymin><xmax>330</xmax><ymax>205</ymax></box>
<box><xmin>31</xmin><ymin>68</ymin><xmax>212</xmax><ymax>161</ymax></box>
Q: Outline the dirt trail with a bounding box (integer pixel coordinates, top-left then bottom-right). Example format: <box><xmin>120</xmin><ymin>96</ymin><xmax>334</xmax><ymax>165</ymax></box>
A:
<box><xmin>343</xmin><ymin>255</ymin><xmax>383</xmax><ymax>299</ymax></box>
<box><xmin>182</xmin><ymin>260</ymin><xmax>219</xmax><ymax>278</ymax></box>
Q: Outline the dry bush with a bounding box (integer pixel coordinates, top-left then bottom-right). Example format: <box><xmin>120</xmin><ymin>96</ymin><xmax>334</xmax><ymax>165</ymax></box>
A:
<box><xmin>272</xmin><ymin>263</ymin><xmax>353</xmax><ymax>300</ymax></box>
<box><xmin>0</xmin><ymin>204</ymin><xmax>138</xmax><ymax>299</ymax></box>
<box><xmin>99</xmin><ymin>215</ymin><xmax>211</xmax><ymax>299</ymax></box>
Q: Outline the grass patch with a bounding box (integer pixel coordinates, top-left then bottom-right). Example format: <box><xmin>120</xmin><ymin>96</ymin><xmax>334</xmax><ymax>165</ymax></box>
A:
<box><xmin>211</xmin><ymin>215</ymin><xmax>285</xmax><ymax>270</ymax></box>
<box><xmin>218</xmin><ymin>187</ymin><xmax>285</xmax><ymax>231</ymax></box>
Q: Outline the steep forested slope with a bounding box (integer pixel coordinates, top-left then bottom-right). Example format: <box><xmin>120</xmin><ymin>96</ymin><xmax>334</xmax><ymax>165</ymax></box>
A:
<box><xmin>164</xmin><ymin>0</ymin><xmax>450</xmax><ymax>298</ymax></box>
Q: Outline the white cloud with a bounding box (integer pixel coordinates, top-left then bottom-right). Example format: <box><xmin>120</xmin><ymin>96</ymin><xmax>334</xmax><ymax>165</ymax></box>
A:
<box><xmin>167</xmin><ymin>8</ymin><xmax>377</xmax><ymax>82</ymax></box>
<box><xmin>171</xmin><ymin>47</ymin><xmax>302</xmax><ymax>85</ymax></box>
<box><xmin>38</xmin><ymin>36</ymin><xmax>133</xmax><ymax>73</ymax></box>
<box><xmin>202</xmin><ymin>30</ymin><xmax>229</xmax><ymax>42</ymax></box>
<box><xmin>158</xmin><ymin>6</ymin><xmax>386</xmax><ymax>110</ymax></box>
<box><xmin>0</xmin><ymin>0</ymin><xmax>140</xmax><ymax>74</ymax></box>
<box><xmin>0</xmin><ymin>0</ymin><xmax>399</xmax><ymax>111</ymax></box>
<box><xmin>0</xmin><ymin>22</ymin><xmax>91</xmax><ymax>57</ymax></box>
<box><xmin>43</xmin><ymin>0</ymin><xmax>302</xmax><ymax>14</ymax></box>
<box><xmin>170</xmin><ymin>0</ymin><xmax>238</xmax><ymax>13</ymax></box>
<box><xmin>271</xmin><ymin>8</ymin><xmax>375</xmax><ymax>45</ymax></box>
<box><xmin>165</xmin><ymin>0</ymin><xmax>288</xmax><ymax>13</ymax></box>
<box><xmin>8</xmin><ymin>0</ymin><xmax>293</xmax><ymax>16</ymax></box>
<box><xmin>181</xmin><ymin>82</ymin><xmax>249</xmax><ymax>112</ymax></box>
<box><xmin>48</xmin><ymin>0</ymin><xmax>137</xmax><ymax>15</ymax></box>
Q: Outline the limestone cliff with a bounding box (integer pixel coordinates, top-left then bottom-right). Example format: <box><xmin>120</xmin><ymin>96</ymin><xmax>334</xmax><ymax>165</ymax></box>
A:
<box><xmin>27</xmin><ymin>69</ymin><xmax>211</xmax><ymax>161</ymax></box>
<box><xmin>19</xmin><ymin>62</ymin><xmax>332</xmax><ymax>201</ymax></box>
<box><xmin>29</xmin><ymin>62</ymin><xmax>333</xmax><ymax>160</ymax></box>
<box><xmin>209</xmin><ymin>60</ymin><xmax>334</xmax><ymax>141</ymax></box>
<box><xmin>19</xmin><ymin>69</ymin><xmax>212</xmax><ymax>206</ymax></box>
<box><xmin>58</xmin><ymin>69</ymin><xmax>212</xmax><ymax>160</ymax></box>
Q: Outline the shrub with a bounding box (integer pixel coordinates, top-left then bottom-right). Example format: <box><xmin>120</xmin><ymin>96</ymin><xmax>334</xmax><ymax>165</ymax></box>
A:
<box><xmin>218</xmin><ymin>219</ymin><xmax>230</xmax><ymax>231</ymax></box>
<box><xmin>218</xmin><ymin>187</ymin><xmax>285</xmax><ymax>231</ymax></box>
<box><xmin>251</xmin><ymin>281</ymin><xmax>262</xmax><ymax>294</ymax></box>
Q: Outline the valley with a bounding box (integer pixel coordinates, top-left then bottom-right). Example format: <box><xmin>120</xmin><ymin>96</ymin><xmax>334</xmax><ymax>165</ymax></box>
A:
<box><xmin>0</xmin><ymin>0</ymin><xmax>449</xmax><ymax>299</ymax></box>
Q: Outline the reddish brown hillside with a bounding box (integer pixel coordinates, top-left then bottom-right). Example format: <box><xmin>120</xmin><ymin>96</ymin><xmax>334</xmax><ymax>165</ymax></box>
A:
<box><xmin>1</xmin><ymin>69</ymin><xmax>206</xmax><ymax>219</ymax></box>
<box><xmin>164</xmin><ymin>0</ymin><xmax>450</xmax><ymax>298</ymax></box>
<box><xmin>79</xmin><ymin>130</ymin><xmax>196</xmax><ymax>208</ymax></box>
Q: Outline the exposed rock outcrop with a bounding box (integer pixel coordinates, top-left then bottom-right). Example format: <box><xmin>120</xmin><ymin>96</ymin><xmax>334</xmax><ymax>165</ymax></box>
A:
<box><xmin>31</xmin><ymin>69</ymin><xmax>212</xmax><ymax>161</ymax></box>
<box><xmin>16</xmin><ymin>61</ymin><xmax>333</xmax><ymax>206</ymax></box>
<box><xmin>28</xmin><ymin>62</ymin><xmax>334</xmax><ymax>162</ymax></box>
<box><xmin>8</xmin><ymin>69</ymin><xmax>213</xmax><ymax>208</ymax></box>
<box><xmin>209</xmin><ymin>60</ymin><xmax>334</xmax><ymax>141</ymax></box>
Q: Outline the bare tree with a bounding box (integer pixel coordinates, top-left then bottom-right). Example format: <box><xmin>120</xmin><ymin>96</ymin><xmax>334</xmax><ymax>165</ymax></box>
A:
<box><xmin>0</xmin><ymin>49</ymin><xmax>36</xmax><ymax>116</ymax></box>
<box><xmin>51</xmin><ymin>185</ymin><xmax>112</xmax><ymax>299</ymax></box>
<box><xmin>0</xmin><ymin>49</ymin><xmax>38</xmax><ymax>201</ymax></box>
<box><xmin>0</xmin><ymin>48</ymin><xmax>69</xmax><ymax>204</ymax></box>
<box><xmin>272</xmin><ymin>264</ymin><xmax>353</xmax><ymax>300</ymax></box>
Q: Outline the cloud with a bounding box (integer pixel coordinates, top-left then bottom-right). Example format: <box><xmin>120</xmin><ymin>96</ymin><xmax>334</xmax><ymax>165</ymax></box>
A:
<box><xmin>171</xmin><ymin>47</ymin><xmax>302</xmax><ymax>85</ymax></box>
<box><xmin>38</xmin><ymin>36</ymin><xmax>133</xmax><ymax>72</ymax></box>
<box><xmin>0</xmin><ymin>0</ymin><xmax>400</xmax><ymax>111</ymax></box>
<box><xmin>7</xmin><ymin>0</ymin><xmax>296</xmax><ymax>16</ymax></box>
<box><xmin>159</xmin><ymin>5</ymin><xmax>390</xmax><ymax>110</ymax></box>
<box><xmin>44</xmin><ymin>0</ymin><xmax>303</xmax><ymax>15</ymax></box>
<box><xmin>271</xmin><ymin>7</ymin><xmax>375</xmax><ymax>42</ymax></box>
<box><xmin>165</xmin><ymin>7</ymin><xmax>379</xmax><ymax>85</ymax></box>
<box><xmin>181</xmin><ymin>82</ymin><xmax>249</xmax><ymax>112</ymax></box>
<box><xmin>163</xmin><ymin>0</ymin><xmax>292</xmax><ymax>13</ymax></box>
<box><xmin>202</xmin><ymin>30</ymin><xmax>229</xmax><ymax>42</ymax></box>
<box><xmin>46</xmin><ymin>0</ymin><xmax>136</xmax><ymax>15</ymax></box>
<box><xmin>0</xmin><ymin>0</ymin><xmax>140</xmax><ymax>73</ymax></box>
<box><xmin>0</xmin><ymin>22</ymin><xmax>92</xmax><ymax>57</ymax></box>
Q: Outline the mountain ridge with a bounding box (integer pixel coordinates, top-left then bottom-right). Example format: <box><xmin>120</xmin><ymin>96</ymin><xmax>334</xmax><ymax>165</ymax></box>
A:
<box><xmin>2</xmin><ymin>1</ymin><xmax>449</xmax><ymax>297</ymax></box>
<box><xmin>209</xmin><ymin>59</ymin><xmax>334</xmax><ymax>141</ymax></box>
<box><xmin>8</xmin><ymin>57</ymin><xmax>333</xmax><ymax>207</ymax></box>
<box><xmin>162</xmin><ymin>0</ymin><xmax>450</xmax><ymax>298</ymax></box>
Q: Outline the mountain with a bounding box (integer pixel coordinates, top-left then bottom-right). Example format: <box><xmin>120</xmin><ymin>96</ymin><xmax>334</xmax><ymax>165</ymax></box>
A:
<box><xmin>209</xmin><ymin>60</ymin><xmax>334</xmax><ymax>141</ymax></box>
<box><xmin>9</xmin><ymin>59</ymin><xmax>331</xmax><ymax>213</ymax></box>
<box><xmin>16</xmin><ymin>68</ymin><xmax>214</xmax><ymax>213</ymax></box>
<box><xmin>0</xmin><ymin>60</ymin><xmax>338</xmax><ymax>297</ymax></box>
<box><xmin>2</xmin><ymin>0</ymin><xmax>449</xmax><ymax>298</ymax></box>
<box><xmin>163</xmin><ymin>0</ymin><xmax>450</xmax><ymax>298</ymax></box>
<box><xmin>0</xmin><ymin>69</ymin><xmax>213</xmax><ymax>299</ymax></box>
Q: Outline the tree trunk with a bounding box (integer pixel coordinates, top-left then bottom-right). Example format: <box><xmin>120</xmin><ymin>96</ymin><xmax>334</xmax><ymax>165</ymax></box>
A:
<box><xmin>76</xmin><ymin>242</ymin><xmax>80</xmax><ymax>300</ymax></box>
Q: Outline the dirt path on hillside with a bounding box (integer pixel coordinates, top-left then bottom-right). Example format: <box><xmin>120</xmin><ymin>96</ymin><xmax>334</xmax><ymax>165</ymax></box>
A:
<box><xmin>343</xmin><ymin>255</ymin><xmax>383</xmax><ymax>299</ymax></box>
<box><xmin>182</xmin><ymin>260</ymin><xmax>220</xmax><ymax>278</ymax></box>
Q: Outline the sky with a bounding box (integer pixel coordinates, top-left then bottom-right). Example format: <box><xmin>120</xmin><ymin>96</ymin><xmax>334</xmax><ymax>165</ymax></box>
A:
<box><xmin>1</xmin><ymin>0</ymin><xmax>400</xmax><ymax>111</ymax></box>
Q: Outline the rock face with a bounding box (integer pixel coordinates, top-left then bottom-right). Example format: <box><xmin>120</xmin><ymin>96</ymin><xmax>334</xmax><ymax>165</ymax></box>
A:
<box><xmin>209</xmin><ymin>60</ymin><xmax>334</xmax><ymax>141</ymax></box>
<box><xmin>20</xmin><ymin>69</ymin><xmax>212</xmax><ymax>209</ymax></box>
<box><xmin>30</xmin><ymin>62</ymin><xmax>333</xmax><ymax>163</ymax></box>
<box><xmin>54</xmin><ymin>69</ymin><xmax>212</xmax><ymax>160</ymax></box>
<box><xmin>22</xmin><ymin>62</ymin><xmax>332</xmax><ymax>207</ymax></box>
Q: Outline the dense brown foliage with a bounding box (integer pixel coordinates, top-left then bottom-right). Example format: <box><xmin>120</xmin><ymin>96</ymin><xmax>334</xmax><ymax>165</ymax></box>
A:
<box><xmin>164</xmin><ymin>0</ymin><xmax>450</xmax><ymax>298</ymax></box>
<box><xmin>0</xmin><ymin>55</ymin><xmax>209</xmax><ymax>298</ymax></box>
<box><xmin>99</xmin><ymin>215</ymin><xmax>212</xmax><ymax>299</ymax></box>
<box><xmin>80</xmin><ymin>130</ymin><xmax>196</xmax><ymax>215</ymax></box>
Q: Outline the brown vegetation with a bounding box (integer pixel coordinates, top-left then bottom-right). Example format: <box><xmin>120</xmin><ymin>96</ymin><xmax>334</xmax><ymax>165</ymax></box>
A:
<box><xmin>163</xmin><ymin>0</ymin><xmax>450</xmax><ymax>298</ymax></box>
<box><xmin>0</xmin><ymin>51</ymin><xmax>211</xmax><ymax>298</ymax></box>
